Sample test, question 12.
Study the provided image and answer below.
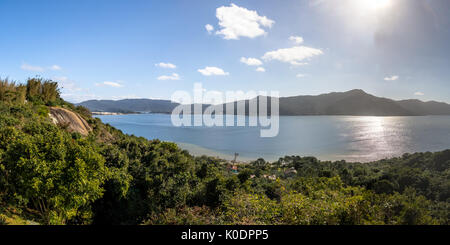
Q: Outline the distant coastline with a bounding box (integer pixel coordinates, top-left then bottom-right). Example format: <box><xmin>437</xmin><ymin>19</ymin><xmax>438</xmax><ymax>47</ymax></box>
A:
<box><xmin>91</xmin><ymin>111</ymin><xmax>138</xmax><ymax>115</ymax></box>
<box><xmin>91</xmin><ymin>111</ymin><xmax>173</xmax><ymax>116</ymax></box>
<box><xmin>79</xmin><ymin>89</ymin><xmax>450</xmax><ymax>117</ymax></box>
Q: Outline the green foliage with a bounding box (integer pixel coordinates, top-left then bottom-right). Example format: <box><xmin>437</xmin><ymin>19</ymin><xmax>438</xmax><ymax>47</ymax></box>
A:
<box><xmin>281</xmin><ymin>177</ymin><xmax>378</xmax><ymax>225</ymax></box>
<box><xmin>144</xmin><ymin>206</ymin><xmax>219</xmax><ymax>225</ymax></box>
<box><xmin>221</xmin><ymin>191</ymin><xmax>280</xmax><ymax>225</ymax></box>
<box><xmin>0</xmin><ymin>78</ymin><xmax>26</xmax><ymax>104</ymax></box>
<box><xmin>0</xmin><ymin>216</ymin><xmax>6</xmax><ymax>225</ymax></box>
<box><xmin>0</xmin><ymin>120</ymin><xmax>107</xmax><ymax>224</ymax></box>
<box><xmin>0</xmin><ymin>77</ymin><xmax>62</xmax><ymax>106</ymax></box>
<box><xmin>0</xmin><ymin>78</ymin><xmax>449</xmax><ymax>225</ymax></box>
<box><xmin>36</xmin><ymin>105</ymin><xmax>50</xmax><ymax>118</ymax></box>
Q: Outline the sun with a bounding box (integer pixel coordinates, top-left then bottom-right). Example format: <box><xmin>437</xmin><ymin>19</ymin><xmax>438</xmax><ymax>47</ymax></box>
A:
<box><xmin>356</xmin><ymin>0</ymin><xmax>392</xmax><ymax>12</ymax></box>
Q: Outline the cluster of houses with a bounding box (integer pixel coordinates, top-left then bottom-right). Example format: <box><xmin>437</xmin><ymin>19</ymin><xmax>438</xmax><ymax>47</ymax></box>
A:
<box><xmin>225</xmin><ymin>153</ymin><xmax>298</xmax><ymax>179</ymax></box>
<box><xmin>226</xmin><ymin>153</ymin><xmax>241</xmax><ymax>174</ymax></box>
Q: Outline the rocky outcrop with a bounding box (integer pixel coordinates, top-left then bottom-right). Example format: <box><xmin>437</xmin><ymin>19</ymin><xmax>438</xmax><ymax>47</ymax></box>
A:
<box><xmin>48</xmin><ymin>107</ymin><xmax>92</xmax><ymax>136</ymax></box>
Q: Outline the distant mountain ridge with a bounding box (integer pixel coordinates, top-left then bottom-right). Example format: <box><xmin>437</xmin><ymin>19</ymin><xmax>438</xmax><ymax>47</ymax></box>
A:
<box><xmin>78</xmin><ymin>99</ymin><xmax>178</xmax><ymax>114</ymax></box>
<box><xmin>277</xmin><ymin>89</ymin><xmax>450</xmax><ymax>116</ymax></box>
<box><xmin>78</xmin><ymin>89</ymin><xmax>450</xmax><ymax>116</ymax></box>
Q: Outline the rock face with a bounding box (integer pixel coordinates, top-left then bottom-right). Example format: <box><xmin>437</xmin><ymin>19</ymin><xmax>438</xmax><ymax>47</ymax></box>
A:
<box><xmin>49</xmin><ymin>107</ymin><xmax>92</xmax><ymax>136</ymax></box>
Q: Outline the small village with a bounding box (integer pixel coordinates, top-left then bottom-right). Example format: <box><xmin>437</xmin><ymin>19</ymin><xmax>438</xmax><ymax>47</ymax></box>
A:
<box><xmin>224</xmin><ymin>153</ymin><xmax>297</xmax><ymax>180</ymax></box>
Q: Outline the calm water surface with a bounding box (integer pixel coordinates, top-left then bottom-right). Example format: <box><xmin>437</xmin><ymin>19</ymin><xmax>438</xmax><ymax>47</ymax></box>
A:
<box><xmin>96</xmin><ymin>114</ymin><xmax>450</xmax><ymax>162</ymax></box>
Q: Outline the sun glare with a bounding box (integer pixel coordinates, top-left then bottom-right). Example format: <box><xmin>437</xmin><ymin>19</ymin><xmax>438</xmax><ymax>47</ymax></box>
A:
<box><xmin>356</xmin><ymin>0</ymin><xmax>392</xmax><ymax>12</ymax></box>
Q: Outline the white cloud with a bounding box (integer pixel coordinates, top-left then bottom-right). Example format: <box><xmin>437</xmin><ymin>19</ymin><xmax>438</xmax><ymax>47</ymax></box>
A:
<box><xmin>289</xmin><ymin>36</ymin><xmax>304</xmax><ymax>44</ymax></box>
<box><xmin>54</xmin><ymin>77</ymin><xmax>95</xmax><ymax>102</ymax></box>
<box><xmin>240</xmin><ymin>57</ymin><xmax>263</xmax><ymax>66</ymax></box>
<box><xmin>96</xmin><ymin>81</ymin><xmax>124</xmax><ymax>88</ymax></box>
<box><xmin>53</xmin><ymin>76</ymin><xmax>81</xmax><ymax>92</ymax></box>
<box><xmin>21</xmin><ymin>63</ymin><xmax>62</xmax><ymax>72</ymax></box>
<box><xmin>296</xmin><ymin>74</ymin><xmax>306</xmax><ymax>78</ymax></box>
<box><xmin>21</xmin><ymin>63</ymin><xmax>44</xmax><ymax>72</ymax></box>
<box><xmin>198</xmin><ymin>66</ymin><xmax>229</xmax><ymax>76</ymax></box>
<box><xmin>61</xmin><ymin>93</ymin><xmax>101</xmax><ymax>103</ymax></box>
<box><xmin>205</xmin><ymin>24</ymin><xmax>214</xmax><ymax>34</ymax></box>
<box><xmin>157</xmin><ymin>73</ymin><xmax>180</xmax><ymax>81</ymax></box>
<box><xmin>290</xmin><ymin>61</ymin><xmax>309</xmax><ymax>66</ymax></box>
<box><xmin>49</xmin><ymin>65</ymin><xmax>62</xmax><ymax>71</ymax></box>
<box><xmin>384</xmin><ymin>75</ymin><xmax>399</xmax><ymax>81</ymax></box>
<box><xmin>110</xmin><ymin>94</ymin><xmax>142</xmax><ymax>100</ymax></box>
<box><xmin>262</xmin><ymin>46</ymin><xmax>323</xmax><ymax>66</ymax></box>
<box><xmin>309</xmin><ymin>0</ymin><xmax>326</xmax><ymax>7</ymax></box>
<box><xmin>414</xmin><ymin>92</ymin><xmax>424</xmax><ymax>96</ymax></box>
<box><xmin>155</xmin><ymin>62</ymin><xmax>177</xmax><ymax>69</ymax></box>
<box><xmin>215</xmin><ymin>3</ymin><xmax>274</xmax><ymax>40</ymax></box>
<box><xmin>54</xmin><ymin>76</ymin><xmax>68</xmax><ymax>82</ymax></box>
<box><xmin>256</xmin><ymin>67</ymin><xmax>266</xmax><ymax>72</ymax></box>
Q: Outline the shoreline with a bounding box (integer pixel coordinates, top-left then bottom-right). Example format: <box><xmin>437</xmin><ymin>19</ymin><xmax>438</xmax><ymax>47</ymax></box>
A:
<box><xmin>92</xmin><ymin>111</ymin><xmax>173</xmax><ymax>115</ymax></box>
<box><xmin>93</xmin><ymin>114</ymin><xmax>450</xmax><ymax>163</ymax></box>
<box><xmin>92</xmin><ymin>111</ymin><xmax>450</xmax><ymax>117</ymax></box>
<box><xmin>92</xmin><ymin>112</ymin><xmax>136</xmax><ymax>115</ymax></box>
<box><xmin>175</xmin><ymin>141</ymin><xmax>411</xmax><ymax>163</ymax></box>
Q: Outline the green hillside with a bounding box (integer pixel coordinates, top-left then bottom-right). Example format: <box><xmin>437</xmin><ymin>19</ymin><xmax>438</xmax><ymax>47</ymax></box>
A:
<box><xmin>0</xmin><ymin>77</ymin><xmax>449</xmax><ymax>225</ymax></box>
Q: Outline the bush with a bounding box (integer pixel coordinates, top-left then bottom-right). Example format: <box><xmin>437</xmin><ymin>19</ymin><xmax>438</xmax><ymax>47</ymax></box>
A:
<box><xmin>0</xmin><ymin>121</ymin><xmax>107</xmax><ymax>224</ymax></box>
<box><xmin>0</xmin><ymin>216</ymin><xmax>7</xmax><ymax>225</ymax></box>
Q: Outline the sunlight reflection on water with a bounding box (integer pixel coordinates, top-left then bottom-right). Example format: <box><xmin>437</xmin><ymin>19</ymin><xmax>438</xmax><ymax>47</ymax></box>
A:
<box><xmin>96</xmin><ymin>114</ymin><xmax>450</xmax><ymax>163</ymax></box>
<box><xmin>335</xmin><ymin>117</ymin><xmax>412</xmax><ymax>162</ymax></box>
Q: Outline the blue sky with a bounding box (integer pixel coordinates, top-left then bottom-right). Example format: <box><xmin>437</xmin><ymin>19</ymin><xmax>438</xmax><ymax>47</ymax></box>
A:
<box><xmin>1</xmin><ymin>0</ymin><xmax>449</xmax><ymax>103</ymax></box>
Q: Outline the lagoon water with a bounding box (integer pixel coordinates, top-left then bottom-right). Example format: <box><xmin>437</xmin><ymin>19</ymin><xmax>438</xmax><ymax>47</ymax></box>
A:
<box><xmin>96</xmin><ymin>114</ymin><xmax>450</xmax><ymax>162</ymax></box>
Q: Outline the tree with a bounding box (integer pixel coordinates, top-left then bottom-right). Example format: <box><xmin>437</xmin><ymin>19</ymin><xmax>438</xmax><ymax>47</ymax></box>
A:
<box><xmin>0</xmin><ymin>120</ymin><xmax>107</xmax><ymax>224</ymax></box>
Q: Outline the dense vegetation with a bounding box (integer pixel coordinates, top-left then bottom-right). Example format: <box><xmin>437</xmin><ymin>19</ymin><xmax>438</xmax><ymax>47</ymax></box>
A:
<box><xmin>0</xmin><ymin>78</ymin><xmax>449</xmax><ymax>225</ymax></box>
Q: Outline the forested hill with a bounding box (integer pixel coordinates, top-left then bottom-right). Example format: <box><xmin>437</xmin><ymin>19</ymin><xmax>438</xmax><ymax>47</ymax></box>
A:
<box><xmin>78</xmin><ymin>98</ymin><xmax>178</xmax><ymax>114</ymax></box>
<box><xmin>78</xmin><ymin>89</ymin><xmax>450</xmax><ymax>116</ymax></box>
<box><xmin>278</xmin><ymin>89</ymin><xmax>450</xmax><ymax>116</ymax></box>
<box><xmin>1</xmin><ymin>77</ymin><xmax>449</xmax><ymax>225</ymax></box>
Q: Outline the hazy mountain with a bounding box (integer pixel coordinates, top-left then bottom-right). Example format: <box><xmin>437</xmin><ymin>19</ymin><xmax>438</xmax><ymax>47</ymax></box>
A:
<box><xmin>278</xmin><ymin>89</ymin><xmax>413</xmax><ymax>116</ymax></box>
<box><xmin>78</xmin><ymin>99</ymin><xmax>178</xmax><ymax>114</ymax></box>
<box><xmin>78</xmin><ymin>90</ymin><xmax>450</xmax><ymax>116</ymax></box>
<box><xmin>397</xmin><ymin>99</ymin><xmax>450</xmax><ymax>115</ymax></box>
